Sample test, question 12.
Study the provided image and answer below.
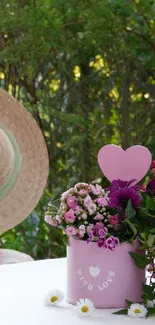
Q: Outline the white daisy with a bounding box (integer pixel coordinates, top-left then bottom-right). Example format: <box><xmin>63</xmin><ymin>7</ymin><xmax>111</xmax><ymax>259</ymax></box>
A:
<box><xmin>128</xmin><ymin>303</ymin><xmax>148</xmax><ymax>318</ymax></box>
<box><xmin>44</xmin><ymin>289</ymin><xmax>64</xmax><ymax>306</ymax></box>
<box><xmin>74</xmin><ymin>298</ymin><xmax>95</xmax><ymax>317</ymax></box>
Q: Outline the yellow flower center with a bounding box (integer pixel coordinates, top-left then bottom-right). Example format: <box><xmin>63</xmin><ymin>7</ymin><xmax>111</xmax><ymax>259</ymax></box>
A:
<box><xmin>81</xmin><ymin>306</ymin><xmax>89</xmax><ymax>313</ymax></box>
<box><xmin>135</xmin><ymin>309</ymin><xmax>141</xmax><ymax>314</ymax></box>
<box><xmin>50</xmin><ymin>296</ymin><xmax>58</xmax><ymax>303</ymax></box>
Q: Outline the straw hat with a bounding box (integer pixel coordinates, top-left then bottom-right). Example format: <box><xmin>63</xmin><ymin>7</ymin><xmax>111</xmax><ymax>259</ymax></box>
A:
<box><xmin>0</xmin><ymin>89</ymin><xmax>49</xmax><ymax>233</ymax></box>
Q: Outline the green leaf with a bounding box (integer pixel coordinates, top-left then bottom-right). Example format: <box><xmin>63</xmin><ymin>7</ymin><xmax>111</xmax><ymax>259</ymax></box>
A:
<box><xmin>129</xmin><ymin>252</ymin><xmax>148</xmax><ymax>269</ymax></box>
<box><xmin>126</xmin><ymin>199</ymin><xmax>136</xmax><ymax>218</ymax></box>
<box><xmin>146</xmin><ymin>196</ymin><xmax>155</xmax><ymax>210</ymax></box>
<box><xmin>113</xmin><ymin>308</ymin><xmax>128</xmax><ymax>315</ymax></box>
<box><xmin>125</xmin><ymin>299</ymin><xmax>133</xmax><ymax>307</ymax></box>
<box><xmin>147</xmin><ymin>307</ymin><xmax>155</xmax><ymax>317</ymax></box>
<box><xmin>141</xmin><ymin>293</ymin><xmax>148</xmax><ymax>301</ymax></box>
<box><xmin>51</xmin><ymin>111</ymin><xmax>85</xmax><ymax>126</ymax></box>
<box><xmin>143</xmin><ymin>284</ymin><xmax>154</xmax><ymax>295</ymax></box>
<box><xmin>63</xmin><ymin>134</ymin><xmax>86</xmax><ymax>150</ymax></box>
<box><xmin>147</xmin><ymin>234</ymin><xmax>155</xmax><ymax>248</ymax></box>
<box><xmin>126</xmin><ymin>219</ymin><xmax>137</xmax><ymax>236</ymax></box>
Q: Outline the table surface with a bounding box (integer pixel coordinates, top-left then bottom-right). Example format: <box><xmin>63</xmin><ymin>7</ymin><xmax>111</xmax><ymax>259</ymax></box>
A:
<box><xmin>0</xmin><ymin>258</ymin><xmax>154</xmax><ymax>325</ymax></box>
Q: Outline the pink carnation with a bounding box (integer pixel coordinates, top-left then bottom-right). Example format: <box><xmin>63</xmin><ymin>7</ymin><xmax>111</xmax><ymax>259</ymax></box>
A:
<box><xmin>64</xmin><ymin>209</ymin><xmax>76</xmax><ymax>223</ymax></box>
<box><xmin>96</xmin><ymin>197</ymin><xmax>108</xmax><ymax>207</ymax></box>
<box><xmin>109</xmin><ymin>214</ymin><xmax>119</xmax><ymax>225</ymax></box>
<box><xmin>66</xmin><ymin>226</ymin><xmax>77</xmax><ymax>236</ymax></box>
<box><xmin>44</xmin><ymin>215</ymin><xmax>57</xmax><ymax>227</ymax></box>
<box><xmin>67</xmin><ymin>196</ymin><xmax>77</xmax><ymax>209</ymax></box>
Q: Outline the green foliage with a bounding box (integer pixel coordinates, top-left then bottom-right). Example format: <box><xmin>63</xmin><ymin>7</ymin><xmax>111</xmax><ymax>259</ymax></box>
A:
<box><xmin>0</xmin><ymin>0</ymin><xmax>155</xmax><ymax>258</ymax></box>
<box><xmin>113</xmin><ymin>308</ymin><xmax>128</xmax><ymax>315</ymax></box>
<box><xmin>129</xmin><ymin>252</ymin><xmax>149</xmax><ymax>269</ymax></box>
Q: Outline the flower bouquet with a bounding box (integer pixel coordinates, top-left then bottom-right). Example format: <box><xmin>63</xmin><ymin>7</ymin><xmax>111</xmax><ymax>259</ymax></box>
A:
<box><xmin>45</xmin><ymin>145</ymin><xmax>155</xmax><ymax>317</ymax></box>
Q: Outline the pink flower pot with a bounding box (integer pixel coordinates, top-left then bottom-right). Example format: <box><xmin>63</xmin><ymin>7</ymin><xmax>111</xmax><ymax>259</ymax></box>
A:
<box><xmin>67</xmin><ymin>237</ymin><xmax>145</xmax><ymax>308</ymax></box>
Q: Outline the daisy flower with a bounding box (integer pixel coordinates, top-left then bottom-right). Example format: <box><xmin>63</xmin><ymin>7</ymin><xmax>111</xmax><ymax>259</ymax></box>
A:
<box><xmin>74</xmin><ymin>298</ymin><xmax>95</xmax><ymax>317</ymax></box>
<box><xmin>128</xmin><ymin>303</ymin><xmax>148</xmax><ymax>318</ymax></box>
<box><xmin>44</xmin><ymin>289</ymin><xmax>64</xmax><ymax>306</ymax></box>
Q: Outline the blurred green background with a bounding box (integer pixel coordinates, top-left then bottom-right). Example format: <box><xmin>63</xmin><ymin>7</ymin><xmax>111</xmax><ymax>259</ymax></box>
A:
<box><xmin>0</xmin><ymin>0</ymin><xmax>155</xmax><ymax>259</ymax></box>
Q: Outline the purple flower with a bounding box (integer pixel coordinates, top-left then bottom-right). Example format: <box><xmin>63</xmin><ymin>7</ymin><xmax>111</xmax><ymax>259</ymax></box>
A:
<box><xmin>98</xmin><ymin>227</ymin><xmax>108</xmax><ymax>239</ymax></box>
<box><xmin>108</xmin><ymin>187</ymin><xmax>141</xmax><ymax>211</ymax></box>
<box><xmin>97</xmin><ymin>239</ymin><xmax>104</xmax><ymax>247</ymax></box>
<box><xmin>108</xmin><ymin>179</ymin><xmax>140</xmax><ymax>193</ymax></box>
<box><xmin>89</xmin><ymin>230</ymin><xmax>95</xmax><ymax>241</ymax></box>
<box><xmin>146</xmin><ymin>179</ymin><xmax>155</xmax><ymax>195</ymax></box>
<box><xmin>108</xmin><ymin>179</ymin><xmax>141</xmax><ymax>214</ymax></box>
<box><xmin>113</xmin><ymin>237</ymin><xmax>120</xmax><ymax>246</ymax></box>
<box><xmin>104</xmin><ymin>236</ymin><xmax>120</xmax><ymax>250</ymax></box>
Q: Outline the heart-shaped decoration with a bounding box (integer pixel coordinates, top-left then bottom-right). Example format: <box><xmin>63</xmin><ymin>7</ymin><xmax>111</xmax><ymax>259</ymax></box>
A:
<box><xmin>89</xmin><ymin>266</ymin><xmax>100</xmax><ymax>277</ymax></box>
<box><xmin>98</xmin><ymin>145</ymin><xmax>152</xmax><ymax>184</ymax></box>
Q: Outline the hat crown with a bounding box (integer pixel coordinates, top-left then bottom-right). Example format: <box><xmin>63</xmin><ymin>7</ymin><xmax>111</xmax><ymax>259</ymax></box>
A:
<box><xmin>0</xmin><ymin>129</ymin><xmax>15</xmax><ymax>188</ymax></box>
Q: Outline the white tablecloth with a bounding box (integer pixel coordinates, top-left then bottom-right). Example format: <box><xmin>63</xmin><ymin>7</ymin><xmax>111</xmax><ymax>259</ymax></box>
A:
<box><xmin>0</xmin><ymin>258</ymin><xmax>154</xmax><ymax>325</ymax></box>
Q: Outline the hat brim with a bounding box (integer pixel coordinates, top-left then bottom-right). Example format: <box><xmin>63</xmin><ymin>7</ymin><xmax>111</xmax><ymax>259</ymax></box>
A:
<box><xmin>0</xmin><ymin>89</ymin><xmax>49</xmax><ymax>233</ymax></box>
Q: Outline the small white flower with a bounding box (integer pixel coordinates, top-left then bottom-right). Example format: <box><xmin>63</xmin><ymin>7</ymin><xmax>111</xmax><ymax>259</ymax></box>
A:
<box><xmin>44</xmin><ymin>289</ymin><xmax>64</xmax><ymax>306</ymax></box>
<box><xmin>128</xmin><ymin>303</ymin><xmax>148</xmax><ymax>318</ymax></box>
<box><xmin>88</xmin><ymin>203</ymin><xmax>97</xmax><ymax>215</ymax></box>
<box><xmin>79</xmin><ymin>225</ymin><xmax>86</xmax><ymax>237</ymax></box>
<box><xmin>146</xmin><ymin>300</ymin><xmax>154</xmax><ymax>308</ymax></box>
<box><xmin>74</xmin><ymin>298</ymin><xmax>95</xmax><ymax>317</ymax></box>
<box><xmin>81</xmin><ymin>212</ymin><xmax>87</xmax><ymax>220</ymax></box>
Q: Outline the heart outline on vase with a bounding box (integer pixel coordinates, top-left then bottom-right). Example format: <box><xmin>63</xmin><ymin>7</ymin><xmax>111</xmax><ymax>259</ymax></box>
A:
<box><xmin>89</xmin><ymin>266</ymin><xmax>100</xmax><ymax>277</ymax></box>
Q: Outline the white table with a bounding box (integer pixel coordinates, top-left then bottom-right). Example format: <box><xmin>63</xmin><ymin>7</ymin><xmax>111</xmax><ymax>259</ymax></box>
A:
<box><xmin>0</xmin><ymin>258</ymin><xmax>154</xmax><ymax>325</ymax></box>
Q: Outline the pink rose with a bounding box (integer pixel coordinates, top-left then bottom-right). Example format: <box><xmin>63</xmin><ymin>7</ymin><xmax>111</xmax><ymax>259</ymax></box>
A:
<box><xmin>64</xmin><ymin>209</ymin><xmax>76</xmax><ymax>223</ymax></box>
<box><xmin>44</xmin><ymin>215</ymin><xmax>57</xmax><ymax>227</ymax></box>
<box><xmin>55</xmin><ymin>215</ymin><xmax>62</xmax><ymax>224</ymax></box>
<box><xmin>75</xmin><ymin>205</ymin><xmax>82</xmax><ymax>214</ymax></box>
<box><xmin>94</xmin><ymin>213</ymin><xmax>104</xmax><ymax>221</ymax></box>
<box><xmin>61</xmin><ymin>188</ymin><xmax>74</xmax><ymax>200</ymax></box>
<box><xmin>87</xmin><ymin>203</ymin><xmax>97</xmax><ymax>214</ymax></box>
<box><xmin>109</xmin><ymin>214</ymin><xmax>119</xmax><ymax>225</ymax></box>
<box><xmin>78</xmin><ymin>189</ymin><xmax>88</xmax><ymax>196</ymax></box>
<box><xmin>67</xmin><ymin>196</ymin><xmax>77</xmax><ymax>209</ymax></box>
<box><xmin>84</xmin><ymin>195</ymin><xmax>93</xmax><ymax>207</ymax></box>
<box><xmin>96</xmin><ymin>197</ymin><xmax>108</xmax><ymax>207</ymax></box>
<box><xmin>66</xmin><ymin>226</ymin><xmax>77</xmax><ymax>236</ymax></box>
<box><xmin>89</xmin><ymin>184</ymin><xmax>102</xmax><ymax>195</ymax></box>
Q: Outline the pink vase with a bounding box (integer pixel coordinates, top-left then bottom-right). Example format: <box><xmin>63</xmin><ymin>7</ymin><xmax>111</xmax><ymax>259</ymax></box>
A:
<box><xmin>67</xmin><ymin>236</ymin><xmax>145</xmax><ymax>308</ymax></box>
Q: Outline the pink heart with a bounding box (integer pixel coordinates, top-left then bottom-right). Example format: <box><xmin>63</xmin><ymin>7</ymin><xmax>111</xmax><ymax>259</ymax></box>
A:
<box><xmin>98</xmin><ymin>145</ymin><xmax>152</xmax><ymax>184</ymax></box>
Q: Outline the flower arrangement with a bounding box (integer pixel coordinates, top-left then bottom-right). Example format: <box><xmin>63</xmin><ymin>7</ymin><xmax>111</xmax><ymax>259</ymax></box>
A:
<box><xmin>45</xmin><ymin>145</ymin><xmax>155</xmax><ymax>318</ymax></box>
